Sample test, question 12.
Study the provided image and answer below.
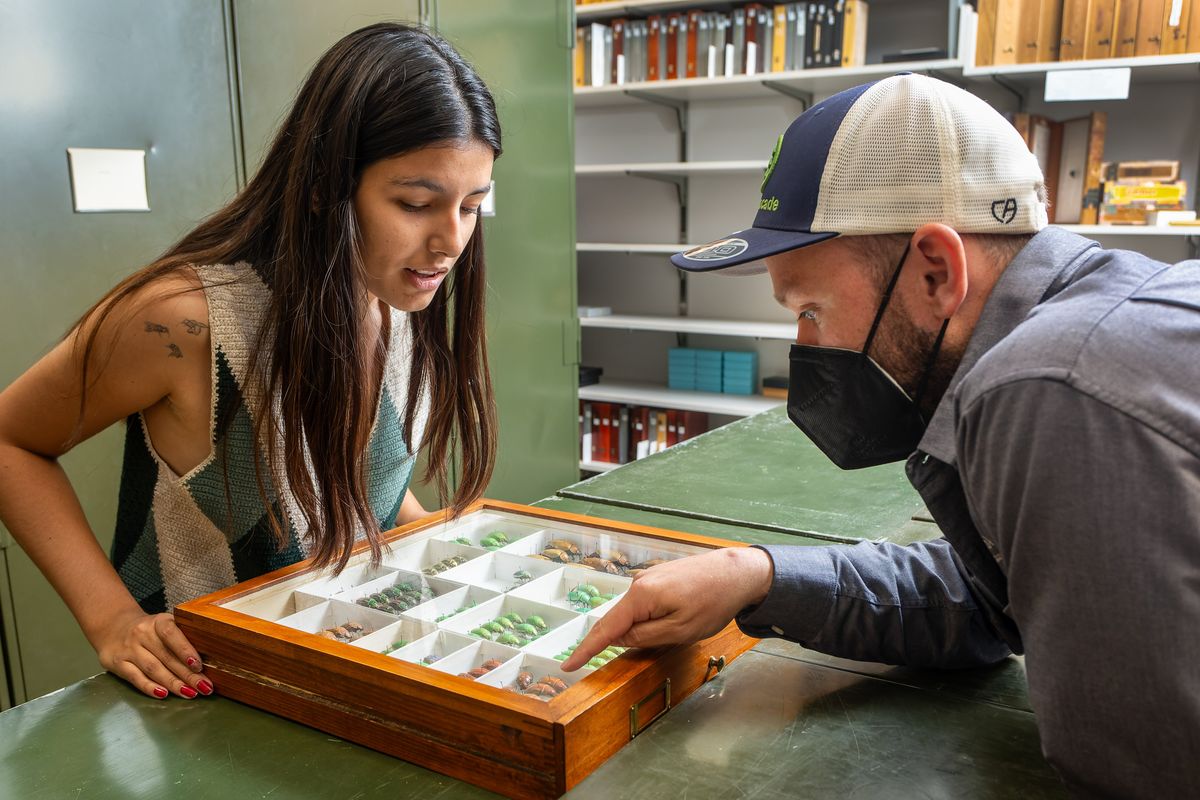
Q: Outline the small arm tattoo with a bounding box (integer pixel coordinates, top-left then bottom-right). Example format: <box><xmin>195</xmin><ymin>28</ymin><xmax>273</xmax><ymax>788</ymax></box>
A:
<box><xmin>181</xmin><ymin>318</ymin><xmax>209</xmax><ymax>335</ymax></box>
<box><xmin>144</xmin><ymin>322</ymin><xmax>169</xmax><ymax>336</ymax></box>
<box><xmin>166</xmin><ymin>343</ymin><xmax>183</xmax><ymax>359</ymax></box>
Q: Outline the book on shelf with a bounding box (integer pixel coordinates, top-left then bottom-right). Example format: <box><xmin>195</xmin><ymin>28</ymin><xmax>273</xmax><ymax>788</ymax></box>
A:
<box><xmin>1136</xmin><ymin>0</ymin><xmax>1166</xmax><ymax>55</ymax></box>
<box><xmin>840</xmin><ymin>0</ymin><xmax>868</xmax><ymax>67</ymax></box>
<box><xmin>976</xmin><ymin>0</ymin><xmax>999</xmax><ymax>66</ymax></box>
<box><xmin>574</xmin><ymin>3</ymin><xmax>831</xmax><ymax>85</ymax></box>
<box><xmin>1191</xmin><ymin>0</ymin><xmax>1200</xmax><ymax>52</ymax></box>
<box><xmin>1085</xmin><ymin>0</ymin><xmax>1119</xmax><ymax>59</ymax></box>
<box><xmin>993</xmin><ymin>0</ymin><xmax>1022</xmax><ymax>64</ymax></box>
<box><xmin>1163</xmin><ymin>0</ymin><xmax>1193</xmax><ymax>53</ymax></box>
<box><xmin>1017</xmin><ymin>0</ymin><xmax>1043</xmax><ymax>63</ymax></box>
<box><xmin>580</xmin><ymin>401</ymin><xmax>710</xmax><ymax>467</ymax></box>
<box><xmin>1114</xmin><ymin>0</ymin><xmax>1141</xmax><ymax>57</ymax></box>
<box><xmin>967</xmin><ymin>0</ymin><xmax>1198</xmax><ymax>66</ymax></box>
<box><xmin>1006</xmin><ymin>110</ymin><xmax>1109</xmax><ymax>225</ymax></box>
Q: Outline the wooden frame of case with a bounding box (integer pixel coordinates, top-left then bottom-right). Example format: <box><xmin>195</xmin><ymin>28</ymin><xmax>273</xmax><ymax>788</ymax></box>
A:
<box><xmin>175</xmin><ymin>500</ymin><xmax>757</xmax><ymax>799</ymax></box>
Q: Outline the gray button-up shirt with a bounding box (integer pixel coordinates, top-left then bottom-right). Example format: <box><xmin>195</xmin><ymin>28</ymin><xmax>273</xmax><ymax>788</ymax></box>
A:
<box><xmin>737</xmin><ymin>227</ymin><xmax>1200</xmax><ymax>797</ymax></box>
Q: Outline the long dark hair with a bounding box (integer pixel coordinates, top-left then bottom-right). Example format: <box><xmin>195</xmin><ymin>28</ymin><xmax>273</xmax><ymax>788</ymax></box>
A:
<box><xmin>71</xmin><ymin>23</ymin><xmax>500</xmax><ymax>572</ymax></box>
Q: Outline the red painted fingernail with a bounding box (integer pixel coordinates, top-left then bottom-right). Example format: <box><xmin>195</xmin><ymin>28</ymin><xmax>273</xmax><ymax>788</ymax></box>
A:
<box><xmin>197</xmin><ymin>679</ymin><xmax>213</xmax><ymax>696</ymax></box>
<box><xmin>187</xmin><ymin>657</ymin><xmax>198</xmax><ymax>668</ymax></box>
<box><xmin>153</xmin><ymin>687</ymin><xmax>168</xmax><ymax>699</ymax></box>
<box><xmin>180</xmin><ymin>686</ymin><xmax>198</xmax><ymax>699</ymax></box>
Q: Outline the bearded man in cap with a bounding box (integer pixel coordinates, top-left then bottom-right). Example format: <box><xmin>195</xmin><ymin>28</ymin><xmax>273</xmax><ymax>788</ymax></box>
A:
<box><xmin>564</xmin><ymin>74</ymin><xmax>1200</xmax><ymax>797</ymax></box>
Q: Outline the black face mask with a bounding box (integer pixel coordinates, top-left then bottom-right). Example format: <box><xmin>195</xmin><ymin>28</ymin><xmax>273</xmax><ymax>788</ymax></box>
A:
<box><xmin>786</xmin><ymin>243</ymin><xmax>949</xmax><ymax>470</ymax></box>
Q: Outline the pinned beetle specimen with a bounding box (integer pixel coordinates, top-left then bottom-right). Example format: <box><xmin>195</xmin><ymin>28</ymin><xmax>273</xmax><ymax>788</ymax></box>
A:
<box><xmin>320</xmin><ymin>621</ymin><xmax>370</xmax><ymax>643</ymax></box>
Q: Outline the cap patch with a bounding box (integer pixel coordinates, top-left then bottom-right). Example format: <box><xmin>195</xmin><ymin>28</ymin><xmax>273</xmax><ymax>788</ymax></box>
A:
<box><xmin>681</xmin><ymin>238</ymin><xmax>750</xmax><ymax>262</ymax></box>
<box><xmin>761</xmin><ymin>134</ymin><xmax>784</xmax><ymax>193</ymax></box>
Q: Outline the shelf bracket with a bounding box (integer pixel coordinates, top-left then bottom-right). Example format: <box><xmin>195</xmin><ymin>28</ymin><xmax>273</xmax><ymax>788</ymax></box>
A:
<box><xmin>626</xmin><ymin>171</ymin><xmax>688</xmax><ymax>208</ymax></box>
<box><xmin>761</xmin><ymin>80</ymin><xmax>811</xmax><ymax>108</ymax></box>
<box><xmin>927</xmin><ymin>68</ymin><xmax>967</xmax><ymax>90</ymax></box>
<box><xmin>989</xmin><ymin>73</ymin><xmax>1026</xmax><ymax>112</ymax></box>
<box><xmin>624</xmin><ymin>90</ymin><xmax>689</xmax><ymax>134</ymax></box>
<box><xmin>1187</xmin><ymin>235</ymin><xmax>1200</xmax><ymax>261</ymax></box>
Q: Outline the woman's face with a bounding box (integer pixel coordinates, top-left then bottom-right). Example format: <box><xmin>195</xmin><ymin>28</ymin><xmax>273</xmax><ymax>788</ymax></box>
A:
<box><xmin>353</xmin><ymin>140</ymin><xmax>495</xmax><ymax>312</ymax></box>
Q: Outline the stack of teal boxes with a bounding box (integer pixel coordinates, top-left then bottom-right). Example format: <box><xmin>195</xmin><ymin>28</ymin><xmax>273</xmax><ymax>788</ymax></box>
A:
<box><xmin>722</xmin><ymin>350</ymin><xmax>758</xmax><ymax>395</ymax></box>
<box><xmin>667</xmin><ymin>347</ymin><xmax>697</xmax><ymax>390</ymax></box>
<box><xmin>668</xmin><ymin>348</ymin><xmax>758</xmax><ymax>395</ymax></box>
<box><xmin>695</xmin><ymin>349</ymin><xmax>723</xmax><ymax>393</ymax></box>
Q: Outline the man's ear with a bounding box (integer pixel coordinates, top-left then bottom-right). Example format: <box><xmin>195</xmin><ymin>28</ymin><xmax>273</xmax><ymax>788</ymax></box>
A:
<box><xmin>908</xmin><ymin>223</ymin><xmax>968</xmax><ymax>323</ymax></box>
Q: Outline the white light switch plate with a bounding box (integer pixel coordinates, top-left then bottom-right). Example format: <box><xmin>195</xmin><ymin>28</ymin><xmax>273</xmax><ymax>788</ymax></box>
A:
<box><xmin>66</xmin><ymin>147</ymin><xmax>150</xmax><ymax>212</ymax></box>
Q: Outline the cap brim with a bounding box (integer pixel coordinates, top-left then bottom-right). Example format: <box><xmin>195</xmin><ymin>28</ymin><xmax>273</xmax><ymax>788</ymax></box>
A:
<box><xmin>670</xmin><ymin>228</ymin><xmax>838</xmax><ymax>276</ymax></box>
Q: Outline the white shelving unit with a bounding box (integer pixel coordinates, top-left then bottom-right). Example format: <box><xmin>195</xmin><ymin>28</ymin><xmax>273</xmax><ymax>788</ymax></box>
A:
<box><xmin>576</xmin><ymin>0</ymin><xmax>730</xmax><ymax>21</ymax></box>
<box><xmin>963</xmin><ymin>53</ymin><xmax>1200</xmax><ymax>86</ymax></box>
<box><xmin>572</xmin><ymin>2</ymin><xmax>1199</xmax><ymax>478</ymax></box>
<box><xmin>1055</xmin><ymin>224</ymin><xmax>1199</xmax><ymax>237</ymax></box>
<box><xmin>577</xmin><ymin>242</ymin><xmax>685</xmax><ymax>254</ymax></box>
<box><xmin>574</xmin><ymin>59</ymin><xmax>965</xmax><ymax>107</ymax></box>
<box><xmin>580</xmin><ymin>313</ymin><xmax>795</xmax><ymax>339</ymax></box>
<box><xmin>576</xmin><ymin>160</ymin><xmax>768</xmax><ymax>177</ymax></box>
<box><xmin>580</xmin><ymin>380</ymin><xmax>784</xmax><ymax>417</ymax></box>
<box><xmin>579</xmin><ymin>459</ymin><xmax>621</xmax><ymax>473</ymax></box>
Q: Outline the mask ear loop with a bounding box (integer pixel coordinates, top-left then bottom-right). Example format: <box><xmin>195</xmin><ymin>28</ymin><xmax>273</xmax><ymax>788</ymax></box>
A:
<box><xmin>912</xmin><ymin>318</ymin><xmax>950</xmax><ymax>412</ymax></box>
<box><xmin>860</xmin><ymin>241</ymin><xmax>912</xmax><ymax>358</ymax></box>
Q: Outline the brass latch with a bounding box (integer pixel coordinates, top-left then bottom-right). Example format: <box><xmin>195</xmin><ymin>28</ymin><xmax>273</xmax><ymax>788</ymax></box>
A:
<box><xmin>704</xmin><ymin>655</ymin><xmax>726</xmax><ymax>682</ymax></box>
<box><xmin>629</xmin><ymin>678</ymin><xmax>671</xmax><ymax>738</ymax></box>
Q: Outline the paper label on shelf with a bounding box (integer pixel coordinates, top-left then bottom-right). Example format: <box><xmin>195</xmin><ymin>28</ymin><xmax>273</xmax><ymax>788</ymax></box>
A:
<box><xmin>1170</xmin><ymin>0</ymin><xmax>1183</xmax><ymax>27</ymax></box>
<box><xmin>617</xmin><ymin>54</ymin><xmax>626</xmax><ymax>85</ymax></box>
<box><xmin>725</xmin><ymin>43</ymin><xmax>735</xmax><ymax>77</ymax></box>
<box><xmin>746</xmin><ymin>42</ymin><xmax>758</xmax><ymax>75</ymax></box>
<box><xmin>66</xmin><ymin>147</ymin><xmax>150</xmax><ymax>212</ymax></box>
<box><xmin>707</xmin><ymin>45</ymin><xmax>717</xmax><ymax>78</ymax></box>
<box><xmin>1044</xmin><ymin>68</ymin><xmax>1131</xmax><ymax>102</ymax></box>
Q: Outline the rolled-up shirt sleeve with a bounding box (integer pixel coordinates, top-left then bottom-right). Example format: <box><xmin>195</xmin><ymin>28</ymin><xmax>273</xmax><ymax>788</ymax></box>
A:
<box><xmin>736</xmin><ymin>537</ymin><xmax>1011</xmax><ymax>668</ymax></box>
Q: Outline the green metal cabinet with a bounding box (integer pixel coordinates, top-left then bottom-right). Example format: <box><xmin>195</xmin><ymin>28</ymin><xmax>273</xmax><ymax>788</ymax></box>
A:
<box><xmin>432</xmin><ymin>0</ymin><xmax>581</xmax><ymax>504</ymax></box>
<box><xmin>0</xmin><ymin>0</ymin><xmax>241</xmax><ymax>705</ymax></box>
<box><xmin>233</xmin><ymin>0</ymin><xmax>422</xmax><ymax>174</ymax></box>
<box><xmin>0</xmin><ymin>0</ymin><xmax>581</xmax><ymax>704</ymax></box>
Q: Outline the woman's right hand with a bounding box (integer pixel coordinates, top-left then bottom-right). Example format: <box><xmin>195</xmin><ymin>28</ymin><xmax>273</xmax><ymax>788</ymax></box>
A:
<box><xmin>93</xmin><ymin>606</ymin><xmax>214</xmax><ymax>700</ymax></box>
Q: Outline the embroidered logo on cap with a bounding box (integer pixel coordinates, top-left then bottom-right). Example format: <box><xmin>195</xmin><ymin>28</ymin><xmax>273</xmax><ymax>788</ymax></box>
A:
<box><xmin>991</xmin><ymin>198</ymin><xmax>1017</xmax><ymax>224</ymax></box>
<box><xmin>682</xmin><ymin>238</ymin><xmax>750</xmax><ymax>261</ymax></box>
<box><xmin>761</xmin><ymin>134</ymin><xmax>784</xmax><ymax>193</ymax></box>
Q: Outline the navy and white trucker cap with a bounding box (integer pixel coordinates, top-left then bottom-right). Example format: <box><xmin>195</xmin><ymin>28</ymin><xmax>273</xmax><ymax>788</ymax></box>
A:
<box><xmin>671</xmin><ymin>73</ymin><xmax>1048</xmax><ymax>275</ymax></box>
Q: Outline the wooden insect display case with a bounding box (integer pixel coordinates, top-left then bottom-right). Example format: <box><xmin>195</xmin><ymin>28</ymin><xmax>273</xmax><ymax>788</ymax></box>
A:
<box><xmin>175</xmin><ymin>500</ymin><xmax>756</xmax><ymax>799</ymax></box>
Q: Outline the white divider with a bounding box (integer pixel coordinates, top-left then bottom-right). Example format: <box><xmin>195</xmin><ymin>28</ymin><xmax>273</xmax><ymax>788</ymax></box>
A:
<box><xmin>275</xmin><ymin>599</ymin><xmax>396</xmax><ymax>643</ymax></box>
<box><xmin>425</xmin><ymin>639</ymin><xmax>522</xmax><ymax>681</ymax></box>
<box><xmin>429</xmin><ymin>512</ymin><xmax>547</xmax><ymax>550</ymax></box>
<box><xmin>381</xmin><ymin>538</ymin><xmax>487</xmax><ymax>576</ymax></box>
<box><xmin>524</xmin><ymin>615</ymin><xmax>629</xmax><ymax>670</ymax></box>
<box><xmin>478</xmin><ymin>654</ymin><xmax>591</xmax><ymax>701</ymax></box>
<box><xmin>500</xmin><ymin>528</ymin><xmax>696</xmax><ymax>579</ymax></box>
<box><xmin>295</xmin><ymin>562</ymin><xmax>399</xmax><ymax>602</ymax></box>
<box><xmin>402</xmin><ymin>584</ymin><xmax>501</xmax><ymax>625</ymax></box>
<box><xmin>437</xmin><ymin>552</ymin><xmax>562</xmax><ymax>593</ymax></box>
<box><xmin>351</xmin><ymin>617</ymin><xmax>437</xmax><ymax>656</ymax></box>
<box><xmin>441</xmin><ymin>595</ymin><xmax>579</xmax><ymax>648</ymax></box>
<box><xmin>509</xmin><ymin>565</ymin><xmax>631</xmax><ymax>614</ymax></box>
<box><xmin>521</xmin><ymin>615</ymin><xmax>590</xmax><ymax>661</ymax></box>
<box><xmin>221</xmin><ymin>582</ymin><xmax>327</xmax><ymax>622</ymax></box>
<box><xmin>389</xmin><ymin>629</ymin><xmax>477</xmax><ymax>668</ymax></box>
<box><xmin>332</xmin><ymin>570</ymin><xmax>461</xmax><ymax>616</ymax></box>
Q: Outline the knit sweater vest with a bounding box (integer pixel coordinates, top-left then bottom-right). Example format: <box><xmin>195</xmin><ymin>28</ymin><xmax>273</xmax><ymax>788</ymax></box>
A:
<box><xmin>110</xmin><ymin>263</ymin><xmax>426</xmax><ymax>613</ymax></box>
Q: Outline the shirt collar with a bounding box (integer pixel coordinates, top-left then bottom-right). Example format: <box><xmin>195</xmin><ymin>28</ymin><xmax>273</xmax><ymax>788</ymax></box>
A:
<box><xmin>917</xmin><ymin>227</ymin><xmax>1100</xmax><ymax>465</ymax></box>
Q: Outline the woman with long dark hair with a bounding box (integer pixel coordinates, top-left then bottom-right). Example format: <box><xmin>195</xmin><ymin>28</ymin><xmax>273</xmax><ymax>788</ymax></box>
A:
<box><xmin>0</xmin><ymin>23</ymin><xmax>498</xmax><ymax>701</ymax></box>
